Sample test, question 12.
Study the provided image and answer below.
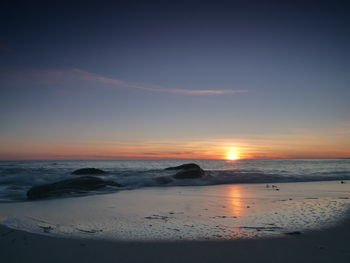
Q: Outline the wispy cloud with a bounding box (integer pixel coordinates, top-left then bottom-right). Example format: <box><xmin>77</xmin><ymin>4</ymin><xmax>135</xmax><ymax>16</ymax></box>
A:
<box><xmin>71</xmin><ymin>68</ymin><xmax>248</xmax><ymax>95</ymax></box>
<box><xmin>1</xmin><ymin>67</ymin><xmax>249</xmax><ymax>96</ymax></box>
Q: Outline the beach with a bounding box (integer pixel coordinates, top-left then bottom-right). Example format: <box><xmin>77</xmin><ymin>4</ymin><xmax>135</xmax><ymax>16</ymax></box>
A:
<box><xmin>1</xmin><ymin>179</ymin><xmax>350</xmax><ymax>262</ymax></box>
<box><xmin>1</xmin><ymin>209</ymin><xmax>350</xmax><ymax>263</ymax></box>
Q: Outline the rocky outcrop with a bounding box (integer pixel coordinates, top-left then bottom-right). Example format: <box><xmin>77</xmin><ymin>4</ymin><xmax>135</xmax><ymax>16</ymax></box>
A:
<box><xmin>173</xmin><ymin>168</ymin><xmax>204</xmax><ymax>179</ymax></box>
<box><xmin>165</xmin><ymin>163</ymin><xmax>204</xmax><ymax>179</ymax></box>
<box><xmin>165</xmin><ymin>163</ymin><xmax>201</xmax><ymax>171</ymax></box>
<box><xmin>27</xmin><ymin>176</ymin><xmax>121</xmax><ymax>200</ymax></box>
<box><xmin>284</xmin><ymin>231</ymin><xmax>302</xmax><ymax>235</ymax></box>
<box><xmin>71</xmin><ymin>168</ymin><xmax>107</xmax><ymax>175</ymax></box>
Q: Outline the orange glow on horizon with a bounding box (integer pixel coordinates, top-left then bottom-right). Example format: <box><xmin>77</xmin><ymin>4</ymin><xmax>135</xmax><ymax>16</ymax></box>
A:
<box><xmin>226</xmin><ymin>148</ymin><xmax>241</xmax><ymax>160</ymax></box>
<box><xmin>0</xmin><ymin>135</ymin><xmax>349</xmax><ymax>160</ymax></box>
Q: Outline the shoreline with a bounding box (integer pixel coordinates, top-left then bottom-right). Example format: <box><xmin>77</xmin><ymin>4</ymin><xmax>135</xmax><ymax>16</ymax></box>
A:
<box><xmin>1</xmin><ymin>215</ymin><xmax>350</xmax><ymax>263</ymax></box>
<box><xmin>1</xmin><ymin>179</ymin><xmax>350</xmax><ymax>262</ymax></box>
<box><xmin>1</xmin><ymin>181</ymin><xmax>350</xmax><ymax>262</ymax></box>
<box><xmin>1</xmin><ymin>181</ymin><xmax>350</xmax><ymax>241</ymax></box>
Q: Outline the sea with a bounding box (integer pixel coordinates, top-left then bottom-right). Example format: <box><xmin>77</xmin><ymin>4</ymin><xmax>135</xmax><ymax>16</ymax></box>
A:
<box><xmin>1</xmin><ymin>159</ymin><xmax>349</xmax><ymax>202</ymax></box>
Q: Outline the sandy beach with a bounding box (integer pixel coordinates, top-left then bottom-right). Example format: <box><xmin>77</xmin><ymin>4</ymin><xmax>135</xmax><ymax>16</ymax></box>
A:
<box><xmin>1</xmin><ymin>181</ymin><xmax>350</xmax><ymax>262</ymax></box>
<box><xmin>1</xmin><ymin>216</ymin><xmax>350</xmax><ymax>263</ymax></box>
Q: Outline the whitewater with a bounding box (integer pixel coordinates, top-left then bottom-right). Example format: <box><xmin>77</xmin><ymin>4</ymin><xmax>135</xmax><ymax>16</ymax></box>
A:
<box><xmin>0</xmin><ymin>159</ymin><xmax>349</xmax><ymax>202</ymax></box>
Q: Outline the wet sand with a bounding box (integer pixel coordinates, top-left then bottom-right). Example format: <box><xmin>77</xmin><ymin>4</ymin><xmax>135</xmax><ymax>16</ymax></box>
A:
<box><xmin>1</xmin><ymin>181</ymin><xmax>350</xmax><ymax>240</ymax></box>
<box><xmin>1</xmin><ymin>218</ymin><xmax>350</xmax><ymax>263</ymax></box>
<box><xmin>1</xmin><ymin>181</ymin><xmax>350</xmax><ymax>262</ymax></box>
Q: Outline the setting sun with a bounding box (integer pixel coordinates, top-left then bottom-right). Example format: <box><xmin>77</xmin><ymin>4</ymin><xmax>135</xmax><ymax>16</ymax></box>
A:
<box><xmin>226</xmin><ymin>150</ymin><xmax>240</xmax><ymax>160</ymax></box>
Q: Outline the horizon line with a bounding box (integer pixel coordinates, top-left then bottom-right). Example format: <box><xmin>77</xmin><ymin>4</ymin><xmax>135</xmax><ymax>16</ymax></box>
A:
<box><xmin>0</xmin><ymin>157</ymin><xmax>349</xmax><ymax>161</ymax></box>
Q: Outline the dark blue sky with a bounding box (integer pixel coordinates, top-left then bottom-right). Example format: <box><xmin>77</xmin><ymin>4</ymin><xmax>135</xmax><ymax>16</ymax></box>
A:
<box><xmin>1</xmin><ymin>0</ymin><xmax>350</xmax><ymax>159</ymax></box>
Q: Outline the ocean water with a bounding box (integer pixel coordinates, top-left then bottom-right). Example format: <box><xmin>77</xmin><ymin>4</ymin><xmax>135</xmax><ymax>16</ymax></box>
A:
<box><xmin>0</xmin><ymin>159</ymin><xmax>349</xmax><ymax>202</ymax></box>
<box><xmin>1</xmin><ymin>159</ymin><xmax>350</xmax><ymax>240</ymax></box>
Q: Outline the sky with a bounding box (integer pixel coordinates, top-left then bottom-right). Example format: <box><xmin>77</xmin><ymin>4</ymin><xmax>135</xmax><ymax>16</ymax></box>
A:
<box><xmin>0</xmin><ymin>0</ymin><xmax>350</xmax><ymax>160</ymax></box>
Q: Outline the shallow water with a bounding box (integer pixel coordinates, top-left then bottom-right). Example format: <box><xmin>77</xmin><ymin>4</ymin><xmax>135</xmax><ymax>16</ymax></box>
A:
<box><xmin>0</xmin><ymin>181</ymin><xmax>349</xmax><ymax>241</ymax></box>
<box><xmin>0</xmin><ymin>159</ymin><xmax>349</xmax><ymax>201</ymax></box>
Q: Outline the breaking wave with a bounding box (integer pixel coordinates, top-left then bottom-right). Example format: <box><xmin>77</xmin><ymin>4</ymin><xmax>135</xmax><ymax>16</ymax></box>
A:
<box><xmin>0</xmin><ymin>159</ymin><xmax>349</xmax><ymax>201</ymax></box>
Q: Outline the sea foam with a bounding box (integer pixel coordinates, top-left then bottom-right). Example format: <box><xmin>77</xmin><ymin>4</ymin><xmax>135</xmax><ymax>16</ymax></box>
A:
<box><xmin>0</xmin><ymin>159</ymin><xmax>349</xmax><ymax>201</ymax></box>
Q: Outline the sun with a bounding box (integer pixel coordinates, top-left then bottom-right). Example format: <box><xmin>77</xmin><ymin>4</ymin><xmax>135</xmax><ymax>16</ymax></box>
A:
<box><xmin>226</xmin><ymin>150</ymin><xmax>240</xmax><ymax>160</ymax></box>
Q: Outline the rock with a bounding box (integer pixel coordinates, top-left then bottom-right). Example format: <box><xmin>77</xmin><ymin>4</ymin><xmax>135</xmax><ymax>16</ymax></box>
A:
<box><xmin>173</xmin><ymin>168</ymin><xmax>204</xmax><ymax>179</ymax></box>
<box><xmin>284</xmin><ymin>231</ymin><xmax>302</xmax><ymax>235</ymax></box>
<box><xmin>165</xmin><ymin>163</ymin><xmax>201</xmax><ymax>171</ymax></box>
<box><xmin>27</xmin><ymin>176</ymin><xmax>121</xmax><ymax>200</ymax></box>
<box><xmin>71</xmin><ymin>168</ymin><xmax>107</xmax><ymax>175</ymax></box>
<box><xmin>165</xmin><ymin>163</ymin><xmax>204</xmax><ymax>179</ymax></box>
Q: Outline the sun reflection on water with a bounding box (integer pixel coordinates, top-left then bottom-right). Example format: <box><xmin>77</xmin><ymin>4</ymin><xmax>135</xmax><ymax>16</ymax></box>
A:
<box><xmin>227</xmin><ymin>185</ymin><xmax>245</xmax><ymax>217</ymax></box>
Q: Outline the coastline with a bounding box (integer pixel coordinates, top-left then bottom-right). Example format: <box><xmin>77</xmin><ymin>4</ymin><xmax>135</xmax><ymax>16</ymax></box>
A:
<box><xmin>1</xmin><ymin>181</ymin><xmax>349</xmax><ymax>241</ymax></box>
<box><xmin>1</xmin><ymin>181</ymin><xmax>350</xmax><ymax>262</ymax></box>
<box><xmin>1</xmin><ymin>215</ymin><xmax>350</xmax><ymax>263</ymax></box>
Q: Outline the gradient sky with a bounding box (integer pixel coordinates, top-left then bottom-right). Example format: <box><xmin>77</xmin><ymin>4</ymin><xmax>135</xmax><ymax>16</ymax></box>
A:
<box><xmin>0</xmin><ymin>0</ymin><xmax>350</xmax><ymax>160</ymax></box>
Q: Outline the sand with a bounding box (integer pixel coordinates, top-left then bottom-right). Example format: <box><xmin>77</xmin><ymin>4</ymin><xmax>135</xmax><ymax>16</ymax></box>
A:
<box><xmin>1</xmin><ymin>219</ymin><xmax>350</xmax><ymax>263</ymax></box>
<box><xmin>1</xmin><ymin>181</ymin><xmax>350</xmax><ymax>262</ymax></box>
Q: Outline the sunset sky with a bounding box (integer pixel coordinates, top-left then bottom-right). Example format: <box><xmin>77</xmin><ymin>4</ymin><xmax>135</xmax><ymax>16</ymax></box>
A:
<box><xmin>0</xmin><ymin>0</ymin><xmax>349</xmax><ymax>160</ymax></box>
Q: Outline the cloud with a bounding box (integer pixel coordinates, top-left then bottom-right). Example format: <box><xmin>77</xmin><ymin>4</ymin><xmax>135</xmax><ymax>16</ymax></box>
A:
<box><xmin>1</xmin><ymin>67</ymin><xmax>248</xmax><ymax>96</ymax></box>
<box><xmin>71</xmin><ymin>68</ymin><xmax>248</xmax><ymax>95</ymax></box>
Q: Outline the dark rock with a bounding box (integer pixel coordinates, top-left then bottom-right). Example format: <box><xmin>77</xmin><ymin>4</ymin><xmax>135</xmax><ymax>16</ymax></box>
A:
<box><xmin>27</xmin><ymin>176</ymin><xmax>121</xmax><ymax>200</ymax></box>
<box><xmin>173</xmin><ymin>167</ymin><xmax>204</xmax><ymax>179</ymax></box>
<box><xmin>165</xmin><ymin>163</ymin><xmax>204</xmax><ymax>179</ymax></box>
<box><xmin>165</xmin><ymin>163</ymin><xmax>201</xmax><ymax>171</ymax></box>
<box><xmin>71</xmin><ymin>168</ymin><xmax>107</xmax><ymax>175</ymax></box>
<box><xmin>284</xmin><ymin>231</ymin><xmax>302</xmax><ymax>235</ymax></box>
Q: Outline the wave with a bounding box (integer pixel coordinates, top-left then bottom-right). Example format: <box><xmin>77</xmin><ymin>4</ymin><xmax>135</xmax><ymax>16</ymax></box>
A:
<box><xmin>0</xmin><ymin>166</ymin><xmax>349</xmax><ymax>202</ymax></box>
